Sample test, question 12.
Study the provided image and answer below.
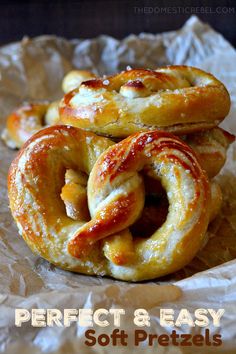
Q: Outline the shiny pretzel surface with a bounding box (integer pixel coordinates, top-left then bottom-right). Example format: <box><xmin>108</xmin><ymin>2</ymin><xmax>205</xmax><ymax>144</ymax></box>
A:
<box><xmin>6</xmin><ymin>64</ymin><xmax>234</xmax><ymax>281</ymax></box>
<box><xmin>59</xmin><ymin>66</ymin><xmax>230</xmax><ymax>138</ymax></box>
<box><xmin>2</xmin><ymin>102</ymin><xmax>60</xmax><ymax>149</ymax></box>
<box><xmin>8</xmin><ymin>125</ymin><xmax>215</xmax><ymax>281</ymax></box>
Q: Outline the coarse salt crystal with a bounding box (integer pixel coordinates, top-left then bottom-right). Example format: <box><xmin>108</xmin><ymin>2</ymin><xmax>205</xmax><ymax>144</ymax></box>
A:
<box><xmin>146</xmin><ymin>136</ymin><xmax>153</xmax><ymax>143</ymax></box>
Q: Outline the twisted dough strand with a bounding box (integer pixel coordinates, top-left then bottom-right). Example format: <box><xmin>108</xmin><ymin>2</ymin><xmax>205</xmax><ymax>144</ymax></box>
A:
<box><xmin>8</xmin><ymin>125</ymin><xmax>114</xmax><ymax>274</ymax></box>
<box><xmin>8</xmin><ymin>126</ymin><xmax>212</xmax><ymax>280</ymax></box>
<box><xmin>68</xmin><ymin>130</ymin><xmax>211</xmax><ymax>280</ymax></box>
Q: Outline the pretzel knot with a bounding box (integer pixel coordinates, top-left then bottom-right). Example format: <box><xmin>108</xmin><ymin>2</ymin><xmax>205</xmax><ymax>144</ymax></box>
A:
<box><xmin>68</xmin><ymin>130</ymin><xmax>211</xmax><ymax>280</ymax></box>
<box><xmin>59</xmin><ymin>66</ymin><xmax>230</xmax><ymax>138</ymax></box>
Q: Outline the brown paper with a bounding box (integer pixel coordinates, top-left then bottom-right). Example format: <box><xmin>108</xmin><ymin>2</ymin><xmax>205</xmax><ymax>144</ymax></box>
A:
<box><xmin>0</xmin><ymin>16</ymin><xmax>236</xmax><ymax>353</ymax></box>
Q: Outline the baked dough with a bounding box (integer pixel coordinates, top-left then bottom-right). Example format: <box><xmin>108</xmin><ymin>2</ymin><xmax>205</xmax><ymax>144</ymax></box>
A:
<box><xmin>2</xmin><ymin>102</ymin><xmax>60</xmax><ymax>149</ymax></box>
<box><xmin>62</xmin><ymin>70</ymin><xmax>96</xmax><ymax>93</ymax></box>
<box><xmin>1</xmin><ymin>70</ymin><xmax>96</xmax><ymax>149</ymax></box>
<box><xmin>8</xmin><ymin>125</ymin><xmax>115</xmax><ymax>276</ymax></box>
<box><xmin>8</xmin><ymin>126</ymin><xmax>212</xmax><ymax>281</ymax></box>
<box><xmin>68</xmin><ymin>130</ymin><xmax>211</xmax><ymax>280</ymax></box>
<box><xmin>59</xmin><ymin>66</ymin><xmax>230</xmax><ymax>138</ymax></box>
<box><xmin>183</xmin><ymin>127</ymin><xmax>235</xmax><ymax>178</ymax></box>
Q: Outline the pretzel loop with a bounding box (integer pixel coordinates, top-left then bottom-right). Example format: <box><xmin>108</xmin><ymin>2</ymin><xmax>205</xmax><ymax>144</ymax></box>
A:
<box><xmin>8</xmin><ymin>126</ymin><xmax>114</xmax><ymax>273</ymax></box>
<box><xmin>68</xmin><ymin>130</ymin><xmax>211</xmax><ymax>280</ymax></box>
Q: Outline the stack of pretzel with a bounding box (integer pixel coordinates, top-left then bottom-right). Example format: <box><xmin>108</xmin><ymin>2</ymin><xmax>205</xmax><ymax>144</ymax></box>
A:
<box><xmin>4</xmin><ymin>66</ymin><xmax>235</xmax><ymax>281</ymax></box>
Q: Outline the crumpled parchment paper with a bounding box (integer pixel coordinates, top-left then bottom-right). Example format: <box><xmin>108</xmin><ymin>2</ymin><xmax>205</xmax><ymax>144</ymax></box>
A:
<box><xmin>0</xmin><ymin>16</ymin><xmax>236</xmax><ymax>353</ymax></box>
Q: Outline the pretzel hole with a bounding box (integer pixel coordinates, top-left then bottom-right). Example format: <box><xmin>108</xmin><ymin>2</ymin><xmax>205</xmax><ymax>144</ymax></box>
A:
<box><xmin>131</xmin><ymin>175</ymin><xmax>169</xmax><ymax>238</ymax></box>
<box><xmin>102</xmin><ymin>175</ymin><xmax>169</xmax><ymax>266</ymax></box>
<box><xmin>20</xmin><ymin>104</ymin><xmax>49</xmax><ymax>130</ymax></box>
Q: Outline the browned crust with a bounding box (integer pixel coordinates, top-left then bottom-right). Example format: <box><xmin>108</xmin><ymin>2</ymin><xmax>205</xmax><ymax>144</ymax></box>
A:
<box><xmin>60</xmin><ymin>66</ymin><xmax>231</xmax><ymax>138</ymax></box>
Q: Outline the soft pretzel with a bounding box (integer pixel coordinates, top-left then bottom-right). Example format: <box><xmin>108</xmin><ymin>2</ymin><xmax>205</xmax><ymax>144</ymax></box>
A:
<box><xmin>8</xmin><ymin>125</ymin><xmax>115</xmax><ymax>273</ymax></box>
<box><xmin>2</xmin><ymin>102</ymin><xmax>60</xmax><ymax>149</ymax></box>
<box><xmin>62</xmin><ymin>172</ymin><xmax>222</xmax><ymax>268</ymax></box>
<box><xmin>68</xmin><ymin>130</ymin><xmax>211</xmax><ymax>280</ymax></box>
<box><xmin>8</xmin><ymin>126</ymin><xmax>212</xmax><ymax>280</ymax></box>
<box><xmin>59</xmin><ymin>66</ymin><xmax>230</xmax><ymax>138</ymax></box>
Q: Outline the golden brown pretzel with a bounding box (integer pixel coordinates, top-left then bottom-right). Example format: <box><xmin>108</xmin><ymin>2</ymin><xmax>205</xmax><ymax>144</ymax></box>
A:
<box><xmin>68</xmin><ymin>130</ymin><xmax>211</xmax><ymax>280</ymax></box>
<box><xmin>2</xmin><ymin>102</ymin><xmax>60</xmax><ymax>149</ymax></box>
<box><xmin>59</xmin><ymin>66</ymin><xmax>230</xmax><ymax>138</ymax></box>
<box><xmin>8</xmin><ymin>125</ymin><xmax>114</xmax><ymax>275</ymax></box>
<box><xmin>8</xmin><ymin>126</ymin><xmax>211</xmax><ymax>281</ymax></box>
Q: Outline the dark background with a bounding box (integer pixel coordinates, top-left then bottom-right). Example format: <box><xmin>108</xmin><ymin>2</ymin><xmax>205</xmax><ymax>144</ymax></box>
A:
<box><xmin>0</xmin><ymin>0</ymin><xmax>236</xmax><ymax>47</ymax></box>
